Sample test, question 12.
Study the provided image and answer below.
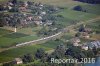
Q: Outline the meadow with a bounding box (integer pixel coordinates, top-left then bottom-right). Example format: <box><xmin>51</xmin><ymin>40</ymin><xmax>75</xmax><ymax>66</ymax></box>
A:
<box><xmin>81</xmin><ymin>4</ymin><xmax>100</xmax><ymax>15</ymax></box>
<box><xmin>0</xmin><ymin>27</ymin><xmax>41</xmax><ymax>48</ymax></box>
<box><xmin>0</xmin><ymin>44</ymin><xmax>52</xmax><ymax>63</ymax></box>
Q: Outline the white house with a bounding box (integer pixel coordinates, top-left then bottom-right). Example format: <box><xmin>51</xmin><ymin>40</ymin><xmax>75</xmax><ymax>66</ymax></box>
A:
<box><xmin>41</xmin><ymin>11</ymin><xmax>46</xmax><ymax>15</ymax></box>
<box><xmin>14</xmin><ymin>58</ymin><xmax>23</xmax><ymax>64</ymax></box>
<box><xmin>82</xmin><ymin>45</ymin><xmax>88</xmax><ymax>50</ymax></box>
<box><xmin>70</xmin><ymin>37</ymin><xmax>81</xmax><ymax>46</ymax></box>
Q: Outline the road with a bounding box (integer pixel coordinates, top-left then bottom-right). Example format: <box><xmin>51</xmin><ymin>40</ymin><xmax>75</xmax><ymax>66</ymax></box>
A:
<box><xmin>0</xmin><ymin>16</ymin><xmax>100</xmax><ymax>52</ymax></box>
<box><xmin>16</xmin><ymin>32</ymin><xmax>62</xmax><ymax>47</ymax></box>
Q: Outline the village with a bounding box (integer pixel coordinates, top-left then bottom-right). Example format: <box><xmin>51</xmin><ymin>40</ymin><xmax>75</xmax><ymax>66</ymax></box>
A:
<box><xmin>0</xmin><ymin>0</ymin><xmax>61</xmax><ymax>34</ymax></box>
<box><xmin>0</xmin><ymin>0</ymin><xmax>100</xmax><ymax>66</ymax></box>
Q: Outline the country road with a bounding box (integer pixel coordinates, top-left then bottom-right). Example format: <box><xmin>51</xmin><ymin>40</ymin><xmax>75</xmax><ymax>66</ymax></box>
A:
<box><xmin>0</xmin><ymin>16</ymin><xmax>100</xmax><ymax>53</ymax></box>
<box><xmin>16</xmin><ymin>32</ymin><xmax>62</xmax><ymax>47</ymax></box>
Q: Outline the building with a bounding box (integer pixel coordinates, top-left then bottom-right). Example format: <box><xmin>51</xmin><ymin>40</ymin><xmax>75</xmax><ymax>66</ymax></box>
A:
<box><xmin>70</xmin><ymin>37</ymin><xmax>81</xmax><ymax>46</ymax></box>
<box><xmin>81</xmin><ymin>41</ymin><xmax>100</xmax><ymax>50</ymax></box>
<box><xmin>33</xmin><ymin>16</ymin><xmax>43</xmax><ymax>25</ymax></box>
<box><xmin>19</xmin><ymin>7</ymin><xmax>27</xmax><ymax>12</ymax></box>
<box><xmin>41</xmin><ymin>11</ymin><xmax>46</xmax><ymax>15</ymax></box>
<box><xmin>13</xmin><ymin>58</ymin><xmax>23</xmax><ymax>64</ymax></box>
<box><xmin>84</xmin><ymin>28</ymin><xmax>92</xmax><ymax>33</ymax></box>
<box><xmin>81</xmin><ymin>32</ymin><xmax>90</xmax><ymax>38</ymax></box>
<box><xmin>88</xmin><ymin>41</ymin><xmax>100</xmax><ymax>49</ymax></box>
<box><xmin>81</xmin><ymin>44</ymin><xmax>89</xmax><ymax>50</ymax></box>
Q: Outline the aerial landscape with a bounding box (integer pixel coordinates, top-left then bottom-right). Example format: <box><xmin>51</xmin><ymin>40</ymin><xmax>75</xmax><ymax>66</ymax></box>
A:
<box><xmin>0</xmin><ymin>0</ymin><xmax>100</xmax><ymax>66</ymax></box>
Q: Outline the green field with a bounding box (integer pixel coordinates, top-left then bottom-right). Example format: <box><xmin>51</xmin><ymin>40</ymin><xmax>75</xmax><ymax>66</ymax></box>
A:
<box><xmin>0</xmin><ymin>33</ymin><xmax>74</xmax><ymax>63</ymax></box>
<box><xmin>0</xmin><ymin>45</ymin><xmax>52</xmax><ymax>63</ymax></box>
<box><xmin>81</xmin><ymin>4</ymin><xmax>100</xmax><ymax>15</ymax></box>
<box><xmin>39</xmin><ymin>40</ymin><xmax>64</xmax><ymax>49</ymax></box>
<box><xmin>0</xmin><ymin>28</ymin><xmax>12</xmax><ymax>36</ymax></box>
<box><xmin>0</xmin><ymin>27</ymin><xmax>42</xmax><ymax>48</ymax></box>
<box><xmin>56</xmin><ymin>9</ymin><xmax>98</xmax><ymax>21</ymax></box>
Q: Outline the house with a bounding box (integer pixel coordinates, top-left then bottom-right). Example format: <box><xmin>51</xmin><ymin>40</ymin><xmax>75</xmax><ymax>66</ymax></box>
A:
<box><xmin>8</xmin><ymin>6</ymin><xmax>12</xmax><ymax>10</ymax></box>
<box><xmin>33</xmin><ymin>16</ymin><xmax>43</xmax><ymax>25</ymax></box>
<box><xmin>39</xmin><ymin>4</ymin><xmax>43</xmax><ymax>7</ymax></box>
<box><xmin>88</xmin><ymin>41</ymin><xmax>100</xmax><ymax>49</ymax></box>
<box><xmin>34</xmin><ymin>20</ymin><xmax>43</xmax><ymax>25</ymax></box>
<box><xmin>27</xmin><ymin>16</ymin><xmax>33</xmax><ymax>21</ymax></box>
<box><xmin>70</xmin><ymin>37</ymin><xmax>81</xmax><ymax>46</ymax></box>
<box><xmin>39</xmin><ymin>4</ymin><xmax>44</xmax><ymax>10</ymax></box>
<box><xmin>20</xmin><ymin>19</ymin><xmax>27</xmax><ymax>26</ymax></box>
<box><xmin>81</xmin><ymin>44</ymin><xmax>89</xmax><ymax>50</ymax></box>
<box><xmin>13</xmin><ymin>58</ymin><xmax>23</xmax><ymax>64</ymax></box>
<box><xmin>34</xmin><ymin>16</ymin><xmax>42</xmax><ymax>20</ymax></box>
<box><xmin>84</xmin><ymin>28</ymin><xmax>92</xmax><ymax>33</ymax></box>
<box><xmin>24</xmin><ymin>2</ymin><xmax>28</xmax><ymax>7</ymax></box>
<box><xmin>81</xmin><ymin>41</ymin><xmax>100</xmax><ymax>50</ymax></box>
<box><xmin>19</xmin><ymin>7</ymin><xmax>27</xmax><ymax>12</ymax></box>
<box><xmin>81</xmin><ymin>32</ymin><xmax>90</xmax><ymax>38</ymax></box>
<box><xmin>46</xmin><ymin>20</ymin><xmax>53</xmax><ymax>25</ymax></box>
<box><xmin>41</xmin><ymin>11</ymin><xmax>46</xmax><ymax>15</ymax></box>
<box><xmin>7</xmin><ymin>2</ymin><xmax>13</xmax><ymax>6</ymax></box>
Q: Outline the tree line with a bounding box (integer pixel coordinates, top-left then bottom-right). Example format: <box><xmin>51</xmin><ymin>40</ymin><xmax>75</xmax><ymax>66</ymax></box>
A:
<box><xmin>74</xmin><ymin>0</ymin><xmax>100</xmax><ymax>4</ymax></box>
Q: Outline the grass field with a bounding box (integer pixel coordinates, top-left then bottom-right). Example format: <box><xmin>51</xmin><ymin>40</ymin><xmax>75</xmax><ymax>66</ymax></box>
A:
<box><xmin>0</xmin><ymin>45</ymin><xmax>52</xmax><ymax>63</ymax></box>
<box><xmin>0</xmin><ymin>27</ymin><xmax>41</xmax><ymax>48</ymax></box>
<box><xmin>39</xmin><ymin>40</ymin><xmax>64</xmax><ymax>49</ymax></box>
<box><xmin>19</xmin><ymin>0</ymin><xmax>86</xmax><ymax>7</ymax></box>
<box><xmin>56</xmin><ymin>9</ymin><xmax>99</xmax><ymax>21</ymax></box>
<box><xmin>0</xmin><ymin>28</ymin><xmax>12</xmax><ymax>36</ymax></box>
<box><xmin>0</xmin><ymin>33</ymin><xmax>74</xmax><ymax>63</ymax></box>
<box><xmin>81</xmin><ymin>4</ymin><xmax>100</xmax><ymax>15</ymax></box>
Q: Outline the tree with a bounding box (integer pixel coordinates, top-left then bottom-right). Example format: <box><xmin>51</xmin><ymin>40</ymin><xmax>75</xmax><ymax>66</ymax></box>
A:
<box><xmin>9</xmin><ymin>14</ymin><xmax>21</xmax><ymax>32</ymax></box>
<box><xmin>0</xmin><ymin>18</ymin><xmax>5</xmax><ymax>27</ymax></box>
<box><xmin>73</xmin><ymin>5</ymin><xmax>82</xmax><ymax>11</ymax></box>
<box><xmin>35</xmin><ymin>48</ymin><xmax>46</xmax><ymax>59</ymax></box>
<box><xmin>3</xmin><ymin>62</ymin><xmax>14</xmax><ymax>66</ymax></box>
<box><xmin>0</xmin><ymin>5</ymin><xmax>4</xmax><ymax>11</ymax></box>
<box><xmin>22</xmin><ymin>54</ymin><xmax>34</xmax><ymax>63</ymax></box>
<box><xmin>82</xmin><ymin>49</ymin><xmax>95</xmax><ymax>58</ymax></box>
<box><xmin>11</xmin><ymin>0</ymin><xmax>18</xmax><ymax>4</ymax></box>
<box><xmin>0</xmin><ymin>13</ymin><xmax>6</xmax><ymax>27</ymax></box>
<box><xmin>92</xmin><ymin>47</ymin><xmax>98</xmax><ymax>55</ymax></box>
<box><xmin>9</xmin><ymin>6</ymin><xmax>19</xmax><ymax>12</ymax></box>
<box><xmin>79</xmin><ymin>24</ymin><xmax>85</xmax><ymax>32</ymax></box>
<box><xmin>65</xmin><ymin>47</ymin><xmax>85</xmax><ymax>61</ymax></box>
<box><xmin>48</xmin><ymin>44</ymin><xmax>66</xmax><ymax>62</ymax></box>
<box><xmin>74</xmin><ymin>0</ymin><xmax>100</xmax><ymax>4</ymax></box>
<box><xmin>75</xmin><ymin>32</ymin><xmax>81</xmax><ymax>37</ymax></box>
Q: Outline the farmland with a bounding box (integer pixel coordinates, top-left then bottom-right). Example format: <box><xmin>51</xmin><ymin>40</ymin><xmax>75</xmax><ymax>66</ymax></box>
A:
<box><xmin>0</xmin><ymin>0</ymin><xmax>100</xmax><ymax>64</ymax></box>
<box><xmin>0</xmin><ymin>45</ymin><xmax>52</xmax><ymax>63</ymax></box>
<box><xmin>0</xmin><ymin>27</ymin><xmax>41</xmax><ymax>48</ymax></box>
